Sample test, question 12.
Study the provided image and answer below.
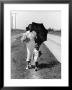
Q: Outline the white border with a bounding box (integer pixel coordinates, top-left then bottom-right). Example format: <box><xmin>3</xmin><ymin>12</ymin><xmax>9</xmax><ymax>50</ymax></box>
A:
<box><xmin>4</xmin><ymin>4</ymin><xmax>69</xmax><ymax>86</ymax></box>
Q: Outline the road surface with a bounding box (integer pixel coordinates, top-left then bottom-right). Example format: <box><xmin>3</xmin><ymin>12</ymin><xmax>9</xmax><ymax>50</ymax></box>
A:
<box><xmin>44</xmin><ymin>34</ymin><xmax>61</xmax><ymax>62</ymax></box>
<box><xmin>11</xmin><ymin>33</ymin><xmax>61</xmax><ymax>79</ymax></box>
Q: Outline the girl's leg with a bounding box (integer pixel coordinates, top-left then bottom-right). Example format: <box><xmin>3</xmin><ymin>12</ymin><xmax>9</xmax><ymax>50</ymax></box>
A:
<box><xmin>33</xmin><ymin>48</ymin><xmax>39</xmax><ymax>71</ymax></box>
<box><xmin>26</xmin><ymin>47</ymin><xmax>31</xmax><ymax>62</ymax></box>
<box><xmin>34</xmin><ymin>48</ymin><xmax>39</xmax><ymax>62</ymax></box>
<box><xmin>26</xmin><ymin>47</ymin><xmax>31</xmax><ymax>69</ymax></box>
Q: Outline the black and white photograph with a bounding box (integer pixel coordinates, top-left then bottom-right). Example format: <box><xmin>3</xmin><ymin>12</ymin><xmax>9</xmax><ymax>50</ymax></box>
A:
<box><xmin>4</xmin><ymin>4</ymin><xmax>69</xmax><ymax>86</ymax></box>
<box><xmin>11</xmin><ymin>10</ymin><xmax>61</xmax><ymax>79</ymax></box>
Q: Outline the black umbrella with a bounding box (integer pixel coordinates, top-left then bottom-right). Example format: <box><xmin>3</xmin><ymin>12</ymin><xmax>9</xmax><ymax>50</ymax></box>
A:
<box><xmin>26</xmin><ymin>22</ymin><xmax>48</xmax><ymax>45</ymax></box>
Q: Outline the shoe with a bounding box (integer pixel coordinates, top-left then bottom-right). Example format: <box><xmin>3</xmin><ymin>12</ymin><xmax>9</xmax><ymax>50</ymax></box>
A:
<box><xmin>26</xmin><ymin>60</ymin><xmax>31</xmax><ymax>69</ymax></box>
<box><xmin>26</xmin><ymin>65</ymin><xmax>29</xmax><ymax>69</ymax></box>
<box><xmin>26</xmin><ymin>61</ymin><xmax>32</xmax><ymax>70</ymax></box>
<box><xmin>35</xmin><ymin>67</ymin><xmax>38</xmax><ymax>71</ymax></box>
<box><xmin>26</xmin><ymin>64</ymin><xmax>31</xmax><ymax>69</ymax></box>
<box><xmin>35</xmin><ymin>62</ymin><xmax>38</xmax><ymax>71</ymax></box>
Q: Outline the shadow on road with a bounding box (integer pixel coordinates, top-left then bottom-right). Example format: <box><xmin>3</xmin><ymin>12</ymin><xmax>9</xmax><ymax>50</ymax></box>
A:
<box><xmin>30</xmin><ymin>60</ymin><xmax>60</xmax><ymax>70</ymax></box>
<box><xmin>38</xmin><ymin>61</ymin><xmax>60</xmax><ymax>70</ymax></box>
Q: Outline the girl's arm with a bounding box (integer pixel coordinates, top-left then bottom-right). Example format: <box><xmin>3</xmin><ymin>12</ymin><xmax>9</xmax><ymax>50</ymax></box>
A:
<box><xmin>21</xmin><ymin>33</ymin><xmax>27</xmax><ymax>43</ymax></box>
<box><xmin>21</xmin><ymin>31</ymin><xmax>30</xmax><ymax>43</ymax></box>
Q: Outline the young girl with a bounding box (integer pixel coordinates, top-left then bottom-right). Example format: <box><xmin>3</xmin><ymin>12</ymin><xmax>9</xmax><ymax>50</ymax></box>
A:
<box><xmin>21</xmin><ymin>30</ymin><xmax>37</xmax><ymax>69</ymax></box>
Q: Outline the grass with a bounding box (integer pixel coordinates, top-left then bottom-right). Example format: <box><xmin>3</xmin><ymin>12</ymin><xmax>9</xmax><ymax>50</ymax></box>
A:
<box><xmin>11</xmin><ymin>29</ymin><xmax>61</xmax><ymax>36</ymax></box>
<box><xmin>48</xmin><ymin>31</ymin><xmax>61</xmax><ymax>36</ymax></box>
<box><xmin>11</xmin><ymin>29</ymin><xmax>26</xmax><ymax>36</ymax></box>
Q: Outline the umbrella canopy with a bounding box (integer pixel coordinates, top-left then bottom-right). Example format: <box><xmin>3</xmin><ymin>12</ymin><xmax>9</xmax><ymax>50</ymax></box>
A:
<box><xmin>26</xmin><ymin>22</ymin><xmax>48</xmax><ymax>45</ymax></box>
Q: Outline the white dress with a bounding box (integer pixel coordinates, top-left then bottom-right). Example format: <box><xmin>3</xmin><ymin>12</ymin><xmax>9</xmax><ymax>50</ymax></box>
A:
<box><xmin>21</xmin><ymin>31</ymin><xmax>36</xmax><ymax>61</ymax></box>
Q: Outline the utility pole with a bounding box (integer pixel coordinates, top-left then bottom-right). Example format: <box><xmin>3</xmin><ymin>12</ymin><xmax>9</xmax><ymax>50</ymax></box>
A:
<box><xmin>11</xmin><ymin>12</ymin><xmax>17</xmax><ymax>30</ymax></box>
<box><xmin>15</xmin><ymin>13</ymin><xmax>16</xmax><ymax>29</ymax></box>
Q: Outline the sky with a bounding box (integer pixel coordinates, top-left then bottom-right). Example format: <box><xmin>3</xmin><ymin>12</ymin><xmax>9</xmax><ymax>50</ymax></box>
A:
<box><xmin>11</xmin><ymin>10</ymin><xmax>61</xmax><ymax>30</ymax></box>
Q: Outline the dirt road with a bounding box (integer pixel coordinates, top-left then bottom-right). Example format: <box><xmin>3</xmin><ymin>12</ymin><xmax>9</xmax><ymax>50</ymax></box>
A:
<box><xmin>11</xmin><ymin>35</ymin><xmax>61</xmax><ymax>79</ymax></box>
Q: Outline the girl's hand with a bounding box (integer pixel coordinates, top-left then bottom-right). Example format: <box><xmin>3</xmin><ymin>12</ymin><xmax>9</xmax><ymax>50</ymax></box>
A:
<box><xmin>21</xmin><ymin>34</ymin><xmax>26</xmax><ymax>43</ymax></box>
